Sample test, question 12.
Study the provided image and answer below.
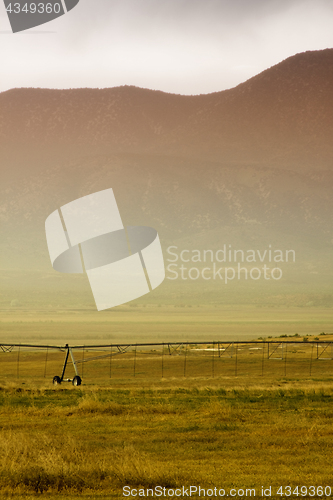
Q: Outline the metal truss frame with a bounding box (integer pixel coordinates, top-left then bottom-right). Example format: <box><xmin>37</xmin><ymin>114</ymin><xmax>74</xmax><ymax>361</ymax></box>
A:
<box><xmin>1</xmin><ymin>340</ymin><xmax>332</xmax><ymax>386</ymax></box>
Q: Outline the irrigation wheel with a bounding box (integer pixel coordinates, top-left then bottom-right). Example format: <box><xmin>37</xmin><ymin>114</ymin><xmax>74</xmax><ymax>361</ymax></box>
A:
<box><xmin>72</xmin><ymin>375</ymin><xmax>82</xmax><ymax>386</ymax></box>
<box><xmin>53</xmin><ymin>375</ymin><xmax>61</xmax><ymax>385</ymax></box>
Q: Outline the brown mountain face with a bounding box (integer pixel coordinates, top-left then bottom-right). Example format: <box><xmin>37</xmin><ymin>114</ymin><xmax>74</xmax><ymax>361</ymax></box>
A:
<box><xmin>0</xmin><ymin>49</ymin><xmax>332</xmax><ymax>304</ymax></box>
<box><xmin>1</xmin><ymin>49</ymin><xmax>332</xmax><ymax>164</ymax></box>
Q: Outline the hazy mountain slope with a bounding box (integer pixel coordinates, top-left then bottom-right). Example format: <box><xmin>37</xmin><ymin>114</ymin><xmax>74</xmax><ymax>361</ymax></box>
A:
<box><xmin>0</xmin><ymin>49</ymin><xmax>332</xmax><ymax>162</ymax></box>
<box><xmin>0</xmin><ymin>49</ymin><xmax>332</xmax><ymax>304</ymax></box>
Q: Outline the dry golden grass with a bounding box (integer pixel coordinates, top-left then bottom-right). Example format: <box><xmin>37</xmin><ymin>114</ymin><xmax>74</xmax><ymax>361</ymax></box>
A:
<box><xmin>0</xmin><ymin>381</ymin><xmax>333</xmax><ymax>499</ymax></box>
<box><xmin>0</xmin><ymin>311</ymin><xmax>332</xmax><ymax>498</ymax></box>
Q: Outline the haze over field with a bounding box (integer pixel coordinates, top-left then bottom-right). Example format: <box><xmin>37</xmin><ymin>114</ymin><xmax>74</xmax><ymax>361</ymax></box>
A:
<box><xmin>0</xmin><ymin>49</ymin><xmax>332</xmax><ymax>313</ymax></box>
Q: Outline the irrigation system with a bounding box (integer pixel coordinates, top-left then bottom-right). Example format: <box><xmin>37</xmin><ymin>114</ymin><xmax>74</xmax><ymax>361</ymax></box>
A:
<box><xmin>1</xmin><ymin>340</ymin><xmax>333</xmax><ymax>386</ymax></box>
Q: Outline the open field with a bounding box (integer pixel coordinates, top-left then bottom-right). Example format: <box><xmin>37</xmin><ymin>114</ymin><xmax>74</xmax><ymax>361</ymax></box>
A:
<box><xmin>0</xmin><ymin>307</ymin><xmax>332</xmax><ymax>499</ymax></box>
<box><xmin>0</xmin><ymin>338</ymin><xmax>333</xmax><ymax>499</ymax></box>
<box><xmin>0</xmin><ymin>379</ymin><xmax>333</xmax><ymax>499</ymax></box>
<box><xmin>0</xmin><ymin>306</ymin><xmax>332</xmax><ymax>346</ymax></box>
<box><xmin>1</xmin><ymin>338</ymin><xmax>333</xmax><ymax>388</ymax></box>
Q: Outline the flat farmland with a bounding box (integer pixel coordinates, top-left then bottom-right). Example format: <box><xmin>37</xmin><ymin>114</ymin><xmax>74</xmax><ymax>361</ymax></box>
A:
<box><xmin>0</xmin><ymin>305</ymin><xmax>332</xmax><ymax>346</ymax></box>
<box><xmin>0</xmin><ymin>381</ymin><xmax>333</xmax><ymax>499</ymax></box>
<box><xmin>0</xmin><ymin>306</ymin><xmax>332</xmax><ymax>499</ymax></box>
<box><xmin>1</xmin><ymin>339</ymin><xmax>333</xmax><ymax>388</ymax></box>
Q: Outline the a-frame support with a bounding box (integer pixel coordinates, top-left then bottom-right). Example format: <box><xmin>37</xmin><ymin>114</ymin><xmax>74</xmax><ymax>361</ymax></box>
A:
<box><xmin>53</xmin><ymin>344</ymin><xmax>81</xmax><ymax>386</ymax></box>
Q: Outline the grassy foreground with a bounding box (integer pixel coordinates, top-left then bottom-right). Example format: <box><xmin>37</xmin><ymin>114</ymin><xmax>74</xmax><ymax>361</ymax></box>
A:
<box><xmin>0</xmin><ymin>379</ymin><xmax>333</xmax><ymax>499</ymax></box>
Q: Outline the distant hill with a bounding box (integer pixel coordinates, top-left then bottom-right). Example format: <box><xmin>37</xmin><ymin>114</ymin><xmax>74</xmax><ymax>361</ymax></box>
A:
<box><xmin>1</xmin><ymin>49</ymin><xmax>332</xmax><ymax>163</ymax></box>
<box><xmin>0</xmin><ymin>49</ymin><xmax>332</xmax><ymax>307</ymax></box>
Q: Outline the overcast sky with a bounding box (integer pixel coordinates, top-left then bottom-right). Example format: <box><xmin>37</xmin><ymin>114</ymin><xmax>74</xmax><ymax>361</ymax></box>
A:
<box><xmin>0</xmin><ymin>0</ymin><xmax>332</xmax><ymax>95</ymax></box>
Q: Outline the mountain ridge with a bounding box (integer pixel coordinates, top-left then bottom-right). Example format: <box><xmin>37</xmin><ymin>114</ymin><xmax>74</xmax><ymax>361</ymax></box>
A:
<box><xmin>0</xmin><ymin>49</ymin><xmax>332</xmax><ymax>166</ymax></box>
<box><xmin>0</xmin><ymin>49</ymin><xmax>332</xmax><ymax>287</ymax></box>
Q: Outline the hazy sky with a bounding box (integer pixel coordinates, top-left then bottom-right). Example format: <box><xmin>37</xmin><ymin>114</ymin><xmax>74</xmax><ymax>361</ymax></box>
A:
<box><xmin>0</xmin><ymin>0</ymin><xmax>332</xmax><ymax>95</ymax></box>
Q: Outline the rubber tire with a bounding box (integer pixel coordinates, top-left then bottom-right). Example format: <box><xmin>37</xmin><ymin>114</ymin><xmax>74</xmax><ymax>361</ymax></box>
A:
<box><xmin>72</xmin><ymin>375</ymin><xmax>82</xmax><ymax>386</ymax></box>
<box><xmin>53</xmin><ymin>375</ymin><xmax>61</xmax><ymax>385</ymax></box>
